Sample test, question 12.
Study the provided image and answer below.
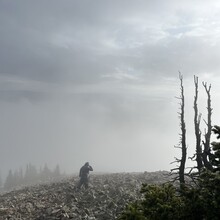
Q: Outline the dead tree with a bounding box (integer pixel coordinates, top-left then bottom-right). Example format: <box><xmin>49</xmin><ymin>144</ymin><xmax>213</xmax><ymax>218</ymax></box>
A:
<box><xmin>179</xmin><ymin>74</ymin><xmax>187</xmax><ymax>184</ymax></box>
<box><xmin>171</xmin><ymin>73</ymin><xmax>187</xmax><ymax>185</ymax></box>
<box><xmin>202</xmin><ymin>82</ymin><xmax>213</xmax><ymax>171</ymax></box>
<box><xmin>193</xmin><ymin>76</ymin><xmax>203</xmax><ymax>172</ymax></box>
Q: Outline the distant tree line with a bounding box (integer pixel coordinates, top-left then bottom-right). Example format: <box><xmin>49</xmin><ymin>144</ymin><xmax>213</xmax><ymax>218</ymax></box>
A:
<box><xmin>2</xmin><ymin>163</ymin><xmax>64</xmax><ymax>191</ymax></box>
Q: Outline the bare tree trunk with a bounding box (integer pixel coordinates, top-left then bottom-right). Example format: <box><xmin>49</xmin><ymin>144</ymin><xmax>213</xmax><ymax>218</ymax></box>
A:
<box><xmin>179</xmin><ymin>73</ymin><xmax>187</xmax><ymax>184</ymax></box>
<box><xmin>194</xmin><ymin>76</ymin><xmax>203</xmax><ymax>172</ymax></box>
<box><xmin>202</xmin><ymin>82</ymin><xmax>213</xmax><ymax>171</ymax></box>
<box><xmin>171</xmin><ymin>73</ymin><xmax>187</xmax><ymax>186</ymax></box>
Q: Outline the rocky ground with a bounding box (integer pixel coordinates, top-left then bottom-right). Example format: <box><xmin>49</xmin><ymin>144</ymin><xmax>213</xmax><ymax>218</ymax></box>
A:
<box><xmin>0</xmin><ymin>171</ymin><xmax>171</xmax><ymax>220</ymax></box>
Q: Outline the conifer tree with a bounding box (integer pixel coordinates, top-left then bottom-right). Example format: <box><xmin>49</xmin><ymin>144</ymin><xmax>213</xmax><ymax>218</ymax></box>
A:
<box><xmin>210</xmin><ymin>125</ymin><xmax>220</xmax><ymax>172</ymax></box>
<box><xmin>53</xmin><ymin>164</ymin><xmax>61</xmax><ymax>179</ymax></box>
<box><xmin>4</xmin><ymin>169</ymin><xmax>14</xmax><ymax>191</ymax></box>
<box><xmin>0</xmin><ymin>172</ymin><xmax>2</xmax><ymax>189</ymax></box>
<box><xmin>41</xmin><ymin>164</ymin><xmax>52</xmax><ymax>181</ymax></box>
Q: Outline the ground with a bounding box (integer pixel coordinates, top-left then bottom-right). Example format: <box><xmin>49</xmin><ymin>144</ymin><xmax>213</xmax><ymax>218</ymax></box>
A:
<box><xmin>0</xmin><ymin>171</ymin><xmax>170</xmax><ymax>220</ymax></box>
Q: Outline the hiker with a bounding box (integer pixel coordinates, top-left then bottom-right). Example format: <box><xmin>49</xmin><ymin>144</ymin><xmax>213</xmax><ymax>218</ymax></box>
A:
<box><xmin>77</xmin><ymin>162</ymin><xmax>93</xmax><ymax>189</ymax></box>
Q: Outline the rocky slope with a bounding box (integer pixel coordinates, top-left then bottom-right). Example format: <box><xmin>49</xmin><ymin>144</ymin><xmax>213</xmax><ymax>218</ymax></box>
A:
<box><xmin>0</xmin><ymin>171</ymin><xmax>171</xmax><ymax>220</ymax></box>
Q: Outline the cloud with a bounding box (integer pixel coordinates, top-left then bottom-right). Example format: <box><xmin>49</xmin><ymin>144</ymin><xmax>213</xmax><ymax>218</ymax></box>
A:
<box><xmin>1</xmin><ymin>0</ymin><xmax>220</xmax><ymax>90</ymax></box>
<box><xmin>0</xmin><ymin>0</ymin><xmax>220</xmax><ymax>176</ymax></box>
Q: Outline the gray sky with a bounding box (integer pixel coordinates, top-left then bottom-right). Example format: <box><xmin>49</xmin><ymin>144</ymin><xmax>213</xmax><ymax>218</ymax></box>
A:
<box><xmin>1</xmin><ymin>0</ymin><xmax>220</xmax><ymax>177</ymax></box>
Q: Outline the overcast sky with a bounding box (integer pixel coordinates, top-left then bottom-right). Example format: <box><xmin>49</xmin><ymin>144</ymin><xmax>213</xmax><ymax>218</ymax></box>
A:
<box><xmin>1</xmin><ymin>0</ymin><xmax>220</xmax><ymax>178</ymax></box>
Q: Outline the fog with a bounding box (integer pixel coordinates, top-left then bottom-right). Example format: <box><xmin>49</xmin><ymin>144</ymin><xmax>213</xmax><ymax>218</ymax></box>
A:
<box><xmin>1</xmin><ymin>0</ymin><xmax>220</xmax><ymax>180</ymax></box>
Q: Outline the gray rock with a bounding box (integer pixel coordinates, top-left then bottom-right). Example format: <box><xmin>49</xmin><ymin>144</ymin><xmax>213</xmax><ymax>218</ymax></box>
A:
<box><xmin>0</xmin><ymin>171</ymin><xmax>170</xmax><ymax>219</ymax></box>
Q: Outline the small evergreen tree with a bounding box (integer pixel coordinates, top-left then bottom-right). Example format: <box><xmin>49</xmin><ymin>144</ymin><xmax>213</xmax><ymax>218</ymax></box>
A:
<box><xmin>210</xmin><ymin>125</ymin><xmax>220</xmax><ymax>172</ymax></box>
<box><xmin>24</xmin><ymin>163</ymin><xmax>38</xmax><ymax>185</ymax></box>
<box><xmin>40</xmin><ymin>164</ymin><xmax>52</xmax><ymax>181</ymax></box>
<box><xmin>0</xmin><ymin>171</ymin><xmax>2</xmax><ymax>190</ymax></box>
<box><xmin>4</xmin><ymin>169</ymin><xmax>14</xmax><ymax>191</ymax></box>
<box><xmin>53</xmin><ymin>164</ymin><xmax>61</xmax><ymax>179</ymax></box>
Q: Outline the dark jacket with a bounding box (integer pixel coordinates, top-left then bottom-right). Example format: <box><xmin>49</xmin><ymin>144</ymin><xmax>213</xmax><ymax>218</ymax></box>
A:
<box><xmin>79</xmin><ymin>164</ymin><xmax>93</xmax><ymax>178</ymax></box>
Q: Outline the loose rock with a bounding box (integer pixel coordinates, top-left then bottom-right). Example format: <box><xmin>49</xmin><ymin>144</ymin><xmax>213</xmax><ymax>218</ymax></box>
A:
<box><xmin>0</xmin><ymin>171</ymin><xmax>171</xmax><ymax>219</ymax></box>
